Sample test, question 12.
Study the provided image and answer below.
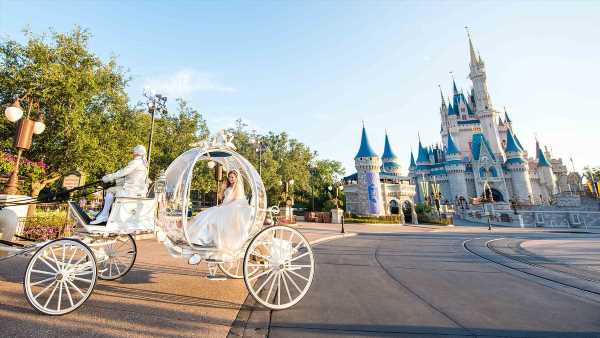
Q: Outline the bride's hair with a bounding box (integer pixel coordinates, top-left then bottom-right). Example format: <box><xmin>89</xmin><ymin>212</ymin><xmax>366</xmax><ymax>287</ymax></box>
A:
<box><xmin>225</xmin><ymin>170</ymin><xmax>238</xmax><ymax>188</ymax></box>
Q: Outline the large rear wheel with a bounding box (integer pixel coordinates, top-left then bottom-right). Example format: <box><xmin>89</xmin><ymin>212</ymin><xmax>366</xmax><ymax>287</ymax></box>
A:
<box><xmin>95</xmin><ymin>235</ymin><xmax>137</xmax><ymax>281</ymax></box>
<box><xmin>243</xmin><ymin>225</ymin><xmax>315</xmax><ymax>310</ymax></box>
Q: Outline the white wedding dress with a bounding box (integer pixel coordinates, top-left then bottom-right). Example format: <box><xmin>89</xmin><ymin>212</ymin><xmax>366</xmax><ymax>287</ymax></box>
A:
<box><xmin>187</xmin><ymin>175</ymin><xmax>252</xmax><ymax>258</ymax></box>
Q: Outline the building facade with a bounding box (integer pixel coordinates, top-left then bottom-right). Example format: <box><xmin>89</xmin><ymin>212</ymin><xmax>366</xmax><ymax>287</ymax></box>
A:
<box><xmin>409</xmin><ymin>32</ymin><xmax>570</xmax><ymax>207</ymax></box>
<box><xmin>343</xmin><ymin>126</ymin><xmax>417</xmax><ymax>222</ymax></box>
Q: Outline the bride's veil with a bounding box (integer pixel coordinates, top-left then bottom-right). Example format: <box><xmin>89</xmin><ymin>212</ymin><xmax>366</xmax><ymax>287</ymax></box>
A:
<box><xmin>224</xmin><ymin>169</ymin><xmax>246</xmax><ymax>203</ymax></box>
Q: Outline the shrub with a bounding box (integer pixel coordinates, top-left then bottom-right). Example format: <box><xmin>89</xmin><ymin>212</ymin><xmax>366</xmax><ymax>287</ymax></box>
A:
<box><xmin>21</xmin><ymin>211</ymin><xmax>71</xmax><ymax>240</ymax></box>
<box><xmin>343</xmin><ymin>214</ymin><xmax>402</xmax><ymax>224</ymax></box>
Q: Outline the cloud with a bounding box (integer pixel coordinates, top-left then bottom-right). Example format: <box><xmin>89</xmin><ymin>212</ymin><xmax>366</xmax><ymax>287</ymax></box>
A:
<box><xmin>142</xmin><ymin>69</ymin><xmax>235</xmax><ymax>99</ymax></box>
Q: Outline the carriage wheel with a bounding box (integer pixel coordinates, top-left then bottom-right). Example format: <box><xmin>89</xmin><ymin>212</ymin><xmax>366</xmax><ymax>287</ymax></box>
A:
<box><xmin>24</xmin><ymin>239</ymin><xmax>97</xmax><ymax>315</ymax></box>
<box><xmin>243</xmin><ymin>225</ymin><xmax>315</xmax><ymax>310</ymax></box>
<box><xmin>219</xmin><ymin>256</ymin><xmax>259</xmax><ymax>279</ymax></box>
<box><xmin>96</xmin><ymin>235</ymin><xmax>137</xmax><ymax>281</ymax></box>
<box><xmin>218</xmin><ymin>258</ymin><xmax>244</xmax><ymax>279</ymax></box>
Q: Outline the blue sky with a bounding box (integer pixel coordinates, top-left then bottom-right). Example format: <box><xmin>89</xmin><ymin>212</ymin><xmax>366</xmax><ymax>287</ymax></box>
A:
<box><xmin>1</xmin><ymin>1</ymin><xmax>599</xmax><ymax>174</ymax></box>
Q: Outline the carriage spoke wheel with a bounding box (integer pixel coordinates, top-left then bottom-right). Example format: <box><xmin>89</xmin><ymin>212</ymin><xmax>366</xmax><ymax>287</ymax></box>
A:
<box><xmin>96</xmin><ymin>235</ymin><xmax>137</xmax><ymax>280</ymax></box>
<box><xmin>243</xmin><ymin>225</ymin><xmax>315</xmax><ymax>310</ymax></box>
<box><xmin>219</xmin><ymin>255</ymin><xmax>259</xmax><ymax>279</ymax></box>
<box><xmin>24</xmin><ymin>239</ymin><xmax>97</xmax><ymax>315</ymax></box>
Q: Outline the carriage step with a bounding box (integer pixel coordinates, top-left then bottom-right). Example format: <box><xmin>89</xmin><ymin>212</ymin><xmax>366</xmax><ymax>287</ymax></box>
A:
<box><xmin>207</xmin><ymin>275</ymin><xmax>227</xmax><ymax>281</ymax></box>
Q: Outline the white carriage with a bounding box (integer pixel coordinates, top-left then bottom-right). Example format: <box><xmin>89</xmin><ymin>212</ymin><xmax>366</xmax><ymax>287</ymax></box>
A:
<box><xmin>0</xmin><ymin>136</ymin><xmax>315</xmax><ymax>315</ymax></box>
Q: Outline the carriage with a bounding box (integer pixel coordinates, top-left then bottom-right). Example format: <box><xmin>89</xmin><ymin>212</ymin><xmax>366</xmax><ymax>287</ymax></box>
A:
<box><xmin>0</xmin><ymin>135</ymin><xmax>316</xmax><ymax>315</ymax></box>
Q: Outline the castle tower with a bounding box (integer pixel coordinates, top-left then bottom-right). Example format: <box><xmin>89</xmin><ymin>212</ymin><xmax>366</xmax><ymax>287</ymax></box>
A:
<box><xmin>354</xmin><ymin>125</ymin><xmax>385</xmax><ymax>215</ymax></box>
<box><xmin>445</xmin><ymin>133</ymin><xmax>468</xmax><ymax>200</ymax></box>
<box><xmin>381</xmin><ymin>131</ymin><xmax>402</xmax><ymax>176</ymax></box>
<box><xmin>504</xmin><ymin>128</ymin><xmax>533</xmax><ymax>203</ymax></box>
<box><xmin>467</xmin><ymin>30</ymin><xmax>505</xmax><ymax>159</ymax></box>
<box><xmin>536</xmin><ymin>140</ymin><xmax>557</xmax><ymax>197</ymax></box>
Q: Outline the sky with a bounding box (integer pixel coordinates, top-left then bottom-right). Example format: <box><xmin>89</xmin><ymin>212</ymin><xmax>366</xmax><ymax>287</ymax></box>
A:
<box><xmin>1</xmin><ymin>0</ymin><xmax>599</xmax><ymax>175</ymax></box>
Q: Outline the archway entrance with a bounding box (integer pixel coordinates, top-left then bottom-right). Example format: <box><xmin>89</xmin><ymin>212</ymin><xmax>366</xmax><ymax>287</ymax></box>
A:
<box><xmin>402</xmin><ymin>201</ymin><xmax>413</xmax><ymax>223</ymax></box>
<box><xmin>490</xmin><ymin>188</ymin><xmax>504</xmax><ymax>202</ymax></box>
<box><xmin>389</xmin><ymin>200</ymin><xmax>399</xmax><ymax>215</ymax></box>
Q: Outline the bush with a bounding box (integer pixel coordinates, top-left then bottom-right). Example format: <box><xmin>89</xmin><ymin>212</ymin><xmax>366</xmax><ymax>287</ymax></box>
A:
<box><xmin>21</xmin><ymin>210</ymin><xmax>71</xmax><ymax>240</ymax></box>
<box><xmin>344</xmin><ymin>214</ymin><xmax>402</xmax><ymax>224</ymax></box>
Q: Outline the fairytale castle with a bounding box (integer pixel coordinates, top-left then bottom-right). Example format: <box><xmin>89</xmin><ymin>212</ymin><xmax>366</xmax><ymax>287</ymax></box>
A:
<box><xmin>408</xmin><ymin>32</ymin><xmax>570</xmax><ymax>207</ymax></box>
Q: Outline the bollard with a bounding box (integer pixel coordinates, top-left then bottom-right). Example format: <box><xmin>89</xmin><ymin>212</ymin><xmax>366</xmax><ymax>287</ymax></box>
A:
<box><xmin>341</xmin><ymin>214</ymin><xmax>345</xmax><ymax>234</ymax></box>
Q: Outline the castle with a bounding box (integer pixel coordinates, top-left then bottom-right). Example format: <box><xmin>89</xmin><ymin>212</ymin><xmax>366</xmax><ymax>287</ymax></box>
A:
<box><xmin>343</xmin><ymin>127</ymin><xmax>417</xmax><ymax>222</ymax></box>
<box><xmin>408</xmin><ymin>32</ymin><xmax>570</xmax><ymax>207</ymax></box>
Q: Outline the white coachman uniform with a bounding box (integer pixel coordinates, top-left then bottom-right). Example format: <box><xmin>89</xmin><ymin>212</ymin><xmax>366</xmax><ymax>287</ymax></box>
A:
<box><xmin>91</xmin><ymin>145</ymin><xmax>149</xmax><ymax>224</ymax></box>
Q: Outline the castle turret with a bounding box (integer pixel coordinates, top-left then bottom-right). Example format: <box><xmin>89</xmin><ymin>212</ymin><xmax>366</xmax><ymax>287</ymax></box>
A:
<box><xmin>467</xmin><ymin>30</ymin><xmax>504</xmax><ymax>159</ymax></box>
<box><xmin>445</xmin><ymin>133</ymin><xmax>468</xmax><ymax>199</ymax></box>
<box><xmin>354</xmin><ymin>125</ymin><xmax>384</xmax><ymax>215</ymax></box>
<box><xmin>504</xmin><ymin>128</ymin><xmax>533</xmax><ymax>203</ymax></box>
<box><xmin>536</xmin><ymin>140</ymin><xmax>557</xmax><ymax>196</ymax></box>
<box><xmin>381</xmin><ymin>131</ymin><xmax>402</xmax><ymax>176</ymax></box>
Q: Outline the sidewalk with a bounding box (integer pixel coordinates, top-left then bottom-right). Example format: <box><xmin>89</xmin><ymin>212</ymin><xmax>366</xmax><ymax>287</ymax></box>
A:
<box><xmin>0</xmin><ymin>225</ymin><xmax>354</xmax><ymax>338</ymax></box>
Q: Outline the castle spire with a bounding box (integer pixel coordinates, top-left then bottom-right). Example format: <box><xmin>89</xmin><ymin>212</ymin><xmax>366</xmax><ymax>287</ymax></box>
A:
<box><xmin>505</xmin><ymin>127</ymin><xmax>523</xmax><ymax>154</ymax></box>
<box><xmin>446</xmin><ymin>133</ymin><xmax>461</xmax><ymax>155</ymax></box>
<box><xmin>354</xmin><ymin>124</ymin><xmax>378</xmax><ymax>159</ymax></box>
<box><xmin>409</xmin><ymin>150</ymin><xmax>416</xmax><ymax>169</ymax></box>
<box><xmin>439</xmin><ymin>85</ymin><xmax>446</xmax><ymax>108</ymax></box>
<box><xmin>466</xmin><ymin>26</ymin><xmax>479</xmax><ymax>66</ymax></box>
<box><xmin>536</xmin><ymin>140</ymin><xmax>551</xmax><ymax>167</ymax></box>
<box><xmin>382</xmin><ymin>130</ymin><xmax>398</xmax><ymax>160</ymax></box>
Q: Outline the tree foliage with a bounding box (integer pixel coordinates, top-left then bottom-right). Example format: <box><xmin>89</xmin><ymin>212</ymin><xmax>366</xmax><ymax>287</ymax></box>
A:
<box><xmin>0</xmin><ymin>27</ymin><xmax>345</xmax><ymax>211</ymax></box>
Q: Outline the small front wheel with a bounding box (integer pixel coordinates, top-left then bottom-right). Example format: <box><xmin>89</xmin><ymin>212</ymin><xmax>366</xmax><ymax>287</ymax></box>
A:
<box><xmin>243</xmin><ymin>225</ymin><xmax>315</xmax><ymax>310</ymax></box>
<box><xmin>95</xmin><ymin>235</ymin><xmax>137</xmax><ymax>280</ymax></box>
<box><xmin>24</xmin><ymin>238</ymin><xmax>97</xmax><ymax>315</ymax></box>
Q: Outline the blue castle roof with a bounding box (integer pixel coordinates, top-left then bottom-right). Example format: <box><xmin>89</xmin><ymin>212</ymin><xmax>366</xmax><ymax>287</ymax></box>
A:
<box><xmin>409</xmin><ymin>151</ymin><xmax>416</xmax><ymax>168</ymax></box>
<box><xmin>505</xmin><ymin>128</ymin><xmax>522</xmax><ymax>153</ymax></box>
<box><xmin>416</xmin><ymin>140</ymin><xmax>430</xmax><ymax>163</ymax></box>
<box><xmin>446</xmin><ymin>133</ymin><xmax>461</xmax><ymax>155</ymax></box>
<box><xmin>355</xmin><ymin>125</ymin><xmax>378</xmax><ymax>159</ymax></box>
<box><xmin>471</xmin><ymin>133</ymin><xmax>496</xmax><ymax>161</ymax></box>
<box><xmin>536</xmin><ymin>141</ymin><xmax>551</xmax><ymax>167</ymax></box>
<box><xmin>382</xmin><ymin>132</ymin><xmax>398</xmax><ymax>160</ymax></box>
<box><xmin>448</xmin><ymin>102</ymin><xmax>457</xmax><ymax>116</ymax></box>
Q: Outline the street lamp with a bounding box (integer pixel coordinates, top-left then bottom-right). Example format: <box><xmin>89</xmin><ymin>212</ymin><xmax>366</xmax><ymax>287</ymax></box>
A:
<box><xmin>430</xmin><ymin>177</ymin><xmax>442</xmax><ymax>217</ymax></box>
<box><xmin>3</xmin><ymin>97</ymin><xmax>46</xmax><ymax>195</ymax></box>
<box><xmin>144</xmin><ymin>91</ymin><xmax>167</xmax><ymax>172</ymax></box>
<box><xmin>327</xmin><ymin>183</ymin><xmax>344</xmax><ymax>209</ymax></box>
<box><xmin>249</xmin><ymin>131</ymin><xmax>267</xmax><ymax>176</ymax></box>
<box><xmin>481</xmin><ymin>180</ymin><xmax>495</xmax><ymax>231</ymax></box>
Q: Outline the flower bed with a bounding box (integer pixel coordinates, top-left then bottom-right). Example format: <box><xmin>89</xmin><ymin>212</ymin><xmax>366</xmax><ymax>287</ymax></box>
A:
<box><xmin>19</xmin><ymin>210</ymin><xmax>71</xmax><ymax>241</ymax></box>
<box><xmin>344</xmin><ymin>214</ymin><xmax>402</xmax><ymax>224</ymax></box>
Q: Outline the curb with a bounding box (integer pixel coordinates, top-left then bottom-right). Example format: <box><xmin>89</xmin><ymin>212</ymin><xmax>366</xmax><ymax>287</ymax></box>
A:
<box><xmin>309</xmin><ymin>232</ymin><xmax>357</xmax><ymax>246</ymax></box>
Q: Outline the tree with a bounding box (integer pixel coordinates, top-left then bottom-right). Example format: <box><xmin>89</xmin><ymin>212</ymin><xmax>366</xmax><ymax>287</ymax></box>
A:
<box><xmin>0</xmin><ymin>27</ymin><xmax>132</xmax><ymax>184</ymax></box>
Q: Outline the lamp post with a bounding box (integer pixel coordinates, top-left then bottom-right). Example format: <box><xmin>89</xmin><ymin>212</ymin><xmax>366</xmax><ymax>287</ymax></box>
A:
<box><xmin>419</xmin><ymin>174</ymin><xmax>430</xmax><ymax>206</ymax></box>
<box><xmin>280</xmin><ymin>179</ymin><xmax>294</xmax><ymax>221</ymax></box>
<box><xmin>249</xmin><ymin>131</ymin><xmax>267</xmax><ymax>177</ymax></box>
<box><xmin>481</xmin><ymin>180</ymin><xmax>494</xmax><ymax>231</ymax></box>
<box><xmin>3</xmin><ymin>97</ymin><xmax>46</xmax><ymax>195</ymax></box>
<box><xmin>144</xmin><ymin>91</ymin><xmax>167</xmax><ymax>172</ymax></box>
<box><xmin>430</xmin><ymin>177</ymin><xmax>442</xmax><ymax>217</ymax></box>
<box><xmin>327</xmin><ymin>183</ymin><xmax>344</xmax><ymax>209</ymax></box>
<box><xmin>328</xmin><ymin>182</ymin><xmax>345</xmax><ymax>233</ymax></box>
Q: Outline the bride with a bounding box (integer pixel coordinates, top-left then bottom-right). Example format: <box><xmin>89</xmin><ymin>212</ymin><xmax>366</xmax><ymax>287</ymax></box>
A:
<box><xmin>187</xmin><ymin>169</ymin><xmax>252</xmax><ymax>260</ymax></box>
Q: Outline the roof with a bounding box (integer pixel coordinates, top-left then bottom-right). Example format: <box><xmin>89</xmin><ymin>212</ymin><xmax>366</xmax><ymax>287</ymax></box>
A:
<box><xmin>409</xmin><ymin>151</ymin><xmax>416</xmax><ymax>168</ymax></box>
<box><xmin>448</xmin><ymin>102</ymin><xmax>457</xmax><ymax>116</ymax></box>
<box><xmin>471</xmin><ymin>133</ymin><xmax>496</xmax><ymax>161</ymax></box>
<box><xmin>416</xmin><ymin>140</ymin><xmax>430</xmax><ymax>163</ymax></box>
<box><xmin>355</xmin><ymin>126</ymin><xmax>378</xmax><ymax>158</ymax></box>
<box><xmin>446</xmin><ymin>133</ymin><xmax>461</xmax><ymax>155</ymax></box>
<box><xmin>382</xmin><ymin>132</ymin><xmax>398</xmax><ymax>160</ymax></box>
<box><xmin>536</xmin><ymin>141</ymin><xmax>551</xmax><ymax>167</ymax></box>
<box><xmin>505</xmin><ymin>128</ymin><xmax>522</xmax><ymax>154</ymax></box>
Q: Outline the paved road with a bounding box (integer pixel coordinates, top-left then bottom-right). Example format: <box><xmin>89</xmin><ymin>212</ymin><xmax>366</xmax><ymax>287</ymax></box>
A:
<box><xmin>268</xmin><ymin>225</ymin><xmax>600</xmax><ymax>338</ymax></box>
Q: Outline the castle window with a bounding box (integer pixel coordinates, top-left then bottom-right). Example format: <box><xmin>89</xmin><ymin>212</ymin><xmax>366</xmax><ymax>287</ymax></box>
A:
<box><xmin>490</xmin><ymin>167</ymin><xmax>498</xmax><ymax>177</ymax></box>
<box><xmin>479</xmin><ymin>167</ymin><xmax>487</xmax><ymax>177</ymax></box>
